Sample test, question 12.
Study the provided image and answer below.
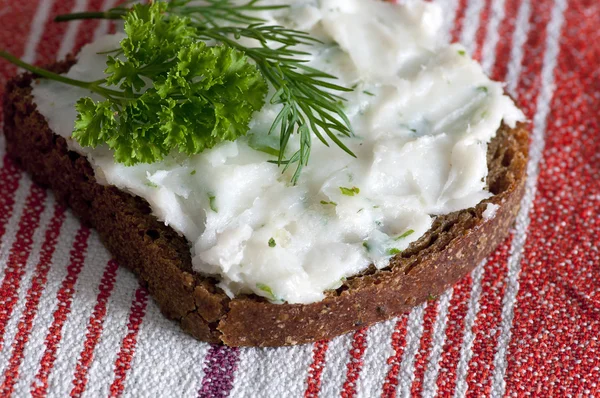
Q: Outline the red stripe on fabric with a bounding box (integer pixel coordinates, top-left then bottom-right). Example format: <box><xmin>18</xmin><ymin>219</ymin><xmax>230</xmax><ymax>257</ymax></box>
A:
<box><xmin>434</xmin><ymin>276</ymin><xmax>472</xmax><ymax>394</ymax></box>
<box><xmin>304</xmin><ymin>340</ymin><xmax>329</xmax><ymax>398</ymax></box>
<box><xmin>198</xmin><ymin>346</ymin><xmax>240</xmax><ymax>398</ymax></box>
<box><xmin>71</xmin><ymin>0</ymin><xmax>108</xmax><ymax>54</ymax></box>
<box><xmin>381</xmin><ymin>315</ymin><xmax>409</xmax><ymax>398</ymax></box>
<box><xmin>472</xmin><ymin>0</ymin><xmax>494</xmax><ymax>62</ymax></box>
<box><xmin>465</xmin><ymin>235</ymin><xmax>513</xmax><ymax>397</ymax></box>
<box><xmin>340</xmin><ymin>328</ymin><xmax>368</xmax><ymax>398</ymax></box>
<box><xmin>35</xmin><ymin>0</ymin><xmax>77</xmax><ymax>65</ymax></box>
<box><xmin>29</xmin><ymin>227</ymin><xmax>91</xmax><ymax>398</ymax></box>
<box><xmin>0</xmin><ymin>185</ymin><xmax>47</xmax><ymax>350</ymax></box>
<box><xmin>504</xmin><ymin>1</ymin><xmax>600</xmax><ymax>395</ymax></box>
<box><xmin>108</xmin><ymin>287</ymin><xmax>149</xmax><ymax>398</ymax></box>
<box><xmin>0</xmin><ymin>157</ymin><xmax>22</xmax><ymax>243</ymax></box>
<box><xmin>449</xmin><ymin>0</ymin><xmax>470</xmax><ymax>43</ymax></box>
<box><xmin>70</xmin><ymin>259</ymin><xmax>119</xmax><ymax>398</ymax></box>
<box><xmin>409</xmin><ymin>302</ymin><xmax>439</xmax><ymax>397</ymax></box>
<box><xmin>490</xmin><ymin>0</ymin><xmax>522</xmax><ymax>81</ymax></box>
<box><xmin>0</xmin><ymin>205</ymin><xmax>66</xmax><ymax>397</ymax></box>
<box><xmin>0</xmin><ymin>0</ymin><xmax>41</xmax><ymax>95</ymax></box>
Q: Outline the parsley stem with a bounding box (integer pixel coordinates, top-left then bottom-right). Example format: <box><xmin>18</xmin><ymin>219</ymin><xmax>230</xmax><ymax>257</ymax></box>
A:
<box><xmin>0</xmin><ymin>50</ymin><xmax>94</xmax><ymax>90</ymax></box>
<box><xmin>0</xmin><ymin>50</ymin><xmax>135</xmax><ymax>100</ymax></box>
<box><xmin>54</xmin><ymin>10</ymin><xmax>125</xmax><ymax>22</ymax></box>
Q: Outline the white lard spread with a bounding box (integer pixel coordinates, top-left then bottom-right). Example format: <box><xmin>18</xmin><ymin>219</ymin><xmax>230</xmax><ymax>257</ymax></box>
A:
<box><xmin>32</xmin><ymin>0</ymin><xmax>525</xmax><ymax>304</ymax></box>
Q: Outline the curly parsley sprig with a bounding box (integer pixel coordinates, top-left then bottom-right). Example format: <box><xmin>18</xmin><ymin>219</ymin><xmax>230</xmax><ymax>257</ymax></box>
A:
<box><xmin>1</xmin><ymin>2</ymin><xmax>267</xmax><ymax>165</ymax></box>
<box><xmin>55</xmin><ymin>0</ymin><xmax>356</xmax><ymax>184</ymax></box>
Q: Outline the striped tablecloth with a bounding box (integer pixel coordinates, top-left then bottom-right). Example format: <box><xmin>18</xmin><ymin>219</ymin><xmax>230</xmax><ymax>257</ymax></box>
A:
<box><xmin>0</xmin><ymin>0</ymin><xmax>598</xmax><ymax>397</ymax></box>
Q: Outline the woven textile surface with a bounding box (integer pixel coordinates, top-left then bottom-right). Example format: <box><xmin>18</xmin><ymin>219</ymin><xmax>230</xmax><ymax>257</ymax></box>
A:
<box><xmin>0</xmin><ymin>0</ymin><xmax>599</xmax><ymax>397</ymax></box>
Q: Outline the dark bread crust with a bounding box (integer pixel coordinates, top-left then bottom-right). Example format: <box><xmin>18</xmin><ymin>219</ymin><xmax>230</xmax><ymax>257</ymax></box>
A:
<box><xmin>2</xmin><ymin>61</ymin><xmax>529</xmax><ymax>347</ymax></box>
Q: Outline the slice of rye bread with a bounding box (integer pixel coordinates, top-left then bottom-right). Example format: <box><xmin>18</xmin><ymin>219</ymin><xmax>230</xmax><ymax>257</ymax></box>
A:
<box><xmin>2</xmin><ymin>58</ymin><xmax>529</xmax><ymax>347</ymax></box>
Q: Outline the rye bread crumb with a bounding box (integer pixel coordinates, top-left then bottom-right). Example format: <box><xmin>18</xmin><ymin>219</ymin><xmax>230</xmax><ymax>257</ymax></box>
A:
<box><xmin>2</xmin><ymin>61</ymin><xmax>528</xmax><ymax>347</ymax></box>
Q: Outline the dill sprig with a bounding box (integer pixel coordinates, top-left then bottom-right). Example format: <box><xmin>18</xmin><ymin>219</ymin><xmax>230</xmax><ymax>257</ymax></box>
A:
<box><xmin>56</xmin><ymin>0</ymin><xmax>356</xmax><ymax>184</ymax></box>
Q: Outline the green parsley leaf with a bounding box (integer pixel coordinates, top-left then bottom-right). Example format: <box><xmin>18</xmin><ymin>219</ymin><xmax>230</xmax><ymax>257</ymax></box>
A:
<box><xmin>387</xmin><ymin>248</ymin><xmax>402</xmax><ymax>255</ymax></box>
<box><xmin>71</xmin><ymin>2</ymin><xmax>267</xmax><ymax>165</ymax></box>
<box><xmin>363</xmin><ymin>90</ymin><xmax>375</xmax><ymax>96</ymax></box>
<box><xmin>339</xmin><ymin>186</ymin><xmax>360</xmax><ymax>196</ymax></box>
<box><xmin>268</xmin><ymin>237</ymin><xmax>276</xmax><ymax>247</ymax></box>
<box><xmin>477</xmin><ymin>86</ymin><xmax>489</xmax><ymax>93</ymax></box>
<box><xmin>190</xmin><ymin>170</ymin><xmax>196</xmax><ymax>175</ymax></box>
<box><xmin>458</xmin><ymin>49</ymin><xmax>466</xmax><ymax>56</ymax></box>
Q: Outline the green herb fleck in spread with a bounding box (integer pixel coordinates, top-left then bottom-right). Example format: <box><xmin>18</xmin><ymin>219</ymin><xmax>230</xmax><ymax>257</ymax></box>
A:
<box><xmin>340</xmin><ymin>186</ymin><xmax>360</xmax><ymax>196</ymax></box>
<box><xmin>387</xmin><ymin>248</ymin><xmax>401</xmax><ymax>255</ymax></box>
<box><xmin>320</xmin><ymin>200</ymin><xmax>337</xmax><ymax>206</ymax></box>
<box><xmin>268</xmin><ymin>237</ymin><xmax>276</xmax><ymax>247</ymax></box>
<box><xmin>256</xmin><ymin>283</ymin><xmax>277</xmax><ymax>301</ymax></box>
<box><xmin>394</xmin><ymin>229</ymin><xmax>415</xmax><ymax>240</ymax></box>
<box><xmin>208</xmin><ymin>193</ymin><xmax>217</xmax><ymax>212</ymax></box>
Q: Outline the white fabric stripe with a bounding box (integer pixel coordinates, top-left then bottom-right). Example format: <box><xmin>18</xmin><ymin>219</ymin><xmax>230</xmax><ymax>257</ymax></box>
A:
<box><xmin>419</xmin><ymin>0</ymin><xmax>507</xmax><ymax>390</ymax></box>
<box><xmin>122</xmin><ymin>300</ymin><xmax>210</xmax><ymax>397</ymax></box>
<box><xmin>481</xmin><ymin>0</ymin><xmax>507</xmax><ymax>74</ymax></box>
<box><xmin>11</xmin><ymin>213</ymin><xmax>80</xmax><ymax>396</ymax></box>
<box><xmin>318</xmin><ymin>333</ymin><xmax>353</xmax><ymax>397</ymax></box>
<box><xmin>354</xmin><ymin>319</ymin><xmax>396</xmax><ymax>397</ymax></box>
<box><xmin>452</xmin><ymin>261</ymin><xmax>486</xmax><ymax>397</ymax></box>
<box><xmin>93</xmin><ymin>0</ymin><xmax>119</xmax><ymax>41</ymax></box>
<box><xmin>421</xmin><ymin>289</ymin><xmax>452</xmax><ymax>397</ymax></box>
<box><xmin>21</xmin><ymin>0</ymin><xmax>55</xmax><ymax>64</ymax></box>
<box><xmin>395</xmin><ymin>303</ymin><xmax>426</xmax><ymax>398</ymax></box>
<box><xmin>43</xmin><ymin>232</ymin><xmax>110</xmax><ymax>396</ymax></box>
<box><xmin>229</xmin><ymin>344</ymin><xmax>313</xmax><ymax>398</ymax></box>
<box><xmin>505</xmin><ymin>0</ymin><xmax>532</xmax><ymax>96</ymax></box>
<box><xmin>57</xmin><ymin>0</ymin><xmax>90</xmax><ymax>60</ymax></box>
<box><xmin>459</xmin><ymin>0</ymin><xmax>486</xmax><ymax>54</ymax></box>
<box><xmin>0</xmin><ymin>195</ymin><xmax>55</xmax><ymax>374</ymax></box>
<box><xmin>81</xmin><ymin>266</ymin><xmax>139</xmax><ymax>398</ymax></box>
<box><xmin>81</xmin><ymin>14</ymin><xmax>160</xmax><ymax>397</ymax></box>
<box><xmin>436</xmin><ymin>0</ymin><xmax>461</xmax><ymax>43</ymax></box>
<box><xmin>490</xmin><ymin>0</ymin><xmax>567</xmax><ymax>395</ymax></box>
<box><xmin>0</xmin><ymin>177</ymin><xmax>33</xmax><ymax>282</ymax></box>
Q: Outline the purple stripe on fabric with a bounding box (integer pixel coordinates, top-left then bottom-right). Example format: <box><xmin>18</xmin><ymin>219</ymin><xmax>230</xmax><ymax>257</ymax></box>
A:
<box><xmin>198</xmin><ymin>346</ymin><xmax>240</xmax><ymax>398</ymax></box>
